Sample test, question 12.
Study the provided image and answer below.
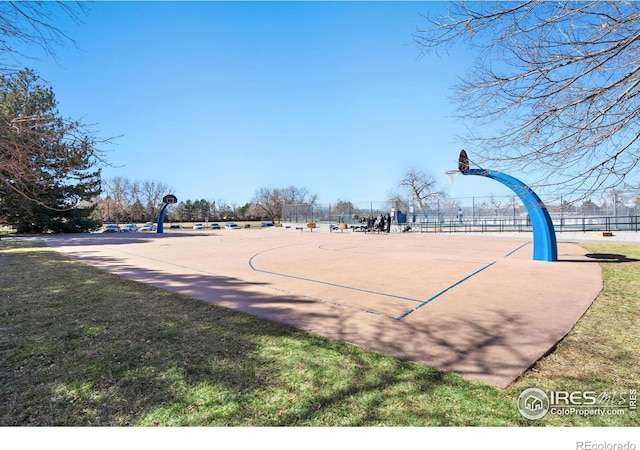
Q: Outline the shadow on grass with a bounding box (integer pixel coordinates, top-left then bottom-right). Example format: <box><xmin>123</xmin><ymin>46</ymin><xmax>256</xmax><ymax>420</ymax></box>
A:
<box><xmin>584</xmin><ymin>253</ymin><xmax>640</xmax><ymax>263</ymax></box>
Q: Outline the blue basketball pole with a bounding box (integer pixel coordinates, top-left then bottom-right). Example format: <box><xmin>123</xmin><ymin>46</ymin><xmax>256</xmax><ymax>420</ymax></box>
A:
<box><xmin>462</xmin><ymin>168</ymin><xmax>558</xmax><ymax>262</ymax></box>
<box><xmin>156</xmin><ymin>194</ymin><xmax>177</xmax><ymax>234</ymax></box>
<box><xmin>156</xmin><ymin>203</ymin><xmax>169</xmax><ymax>234</ymax></box>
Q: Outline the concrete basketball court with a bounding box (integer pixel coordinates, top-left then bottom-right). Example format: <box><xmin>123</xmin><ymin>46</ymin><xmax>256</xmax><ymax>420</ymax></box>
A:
<box><xmin>43</xmin><ymin>227</ymin><xmax>605</xmax><ymax>388</ymax></box>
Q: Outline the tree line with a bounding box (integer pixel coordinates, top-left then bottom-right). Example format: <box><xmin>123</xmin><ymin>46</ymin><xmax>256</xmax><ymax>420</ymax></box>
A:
<box><xmin>92</xmin><ymin>183</ymin><xmax>321</xmax><ymax>224</ymax></box>
<box><xmin>94</xmin><ymin>178</ymin><xmax>251</xmax><ymax>224</ymax></box>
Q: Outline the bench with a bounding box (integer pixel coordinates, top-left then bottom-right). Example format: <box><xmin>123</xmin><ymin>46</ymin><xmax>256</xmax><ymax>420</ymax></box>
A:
<box><xmin>294</xmin><ymin>223</ymin><xmax>317</xmax><ymax>232</ymax></box>
<box><xmin>330</xmin><ymin>223</ymin><xmax>349</xmax><ymax>233</ymax></box>
<box><xmin>353</xmin><ymin>224</ymin><xmax>385</xmax><ymax>233</ymax></box>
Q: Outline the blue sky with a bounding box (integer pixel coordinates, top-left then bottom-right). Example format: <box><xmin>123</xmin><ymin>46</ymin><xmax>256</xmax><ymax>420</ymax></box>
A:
<box><xmin>19</xmin><ymin>1</ymin><xmax>515</xmax><ymax>206</ymax></box>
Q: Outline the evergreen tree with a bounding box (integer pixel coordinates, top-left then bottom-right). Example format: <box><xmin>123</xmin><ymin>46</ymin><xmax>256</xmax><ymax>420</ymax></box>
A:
<box><xmin>0</xmin><ymin>69</ymin><xmax>102</xmax><ymax>233</ymax></box>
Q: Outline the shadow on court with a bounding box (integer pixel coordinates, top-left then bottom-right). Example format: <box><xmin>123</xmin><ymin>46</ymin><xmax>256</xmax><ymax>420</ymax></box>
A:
<box><xmin>43</xmin><ymin>231</ymin><xmax>603</xmax><ymax>388</ymax></box>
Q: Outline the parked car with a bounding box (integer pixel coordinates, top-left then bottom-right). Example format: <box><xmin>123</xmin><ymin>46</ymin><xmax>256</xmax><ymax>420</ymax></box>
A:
<box><xmin>121</xmin><ymin>224</ymin><xmax>138</xmax><ymax>232</ymax></box>
<box><xmin>209</xmin><ymin>223</ymin><xmax>221</xmax><ymax>229</ymax></box>
<box><xmin>261</xmin><ymin>222</ymin><xmax>275</xmax><ymax>227</ymax></box>
<box><xmin>140</xmin><ymin>222</ymin><xmax>156</xmax><ymax>231</ymax></box>
<box><xmin>225</xmin><ymin>222</ymin><xmax>241</xmax><ymax>230</ymax></box>
<box><xmin>193</xmin><ymin>223</ymin><xmax>204</xmax><ymax>230</ymax></box>
<box><xmin>102</xmin><ymin>224</ymin><xmax>121</xmax><ymax>233</ymax></box>
<box><xmin>169</xmin><ymin>224</ymin><xmax>183</xmax><ymax>229</ymax></box>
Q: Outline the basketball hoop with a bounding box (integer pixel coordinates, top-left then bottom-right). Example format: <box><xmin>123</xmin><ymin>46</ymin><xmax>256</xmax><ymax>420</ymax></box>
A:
<box><xmin>445</xmin><ymin>169</ymin><xmax>461</xmax><ymax>184</ymax></box>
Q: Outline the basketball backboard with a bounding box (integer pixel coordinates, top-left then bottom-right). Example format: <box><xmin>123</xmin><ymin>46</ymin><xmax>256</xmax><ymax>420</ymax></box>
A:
<box><xmin>458</xmin><ymin>149</ymin><xmax>470</xmax><ymax>173</ymax></box>
<box><xmin>162</xmin><ymin>194</ymin><xmax>178</xmax><ymax>204</ymax></box>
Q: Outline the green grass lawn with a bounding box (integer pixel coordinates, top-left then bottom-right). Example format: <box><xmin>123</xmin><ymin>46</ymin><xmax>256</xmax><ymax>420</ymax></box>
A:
<box><xmin>0</xmin><ymin>240</ymin><xmax>638</xmax><ymax>426</ymax></box>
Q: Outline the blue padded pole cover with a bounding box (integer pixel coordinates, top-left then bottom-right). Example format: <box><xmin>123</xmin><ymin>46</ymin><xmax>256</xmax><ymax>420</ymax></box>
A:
<box><xmin>464</xmin><ymin>168</ymin><xmax>557</xmax><ymax>261</ymax></box>
<box><xmin>156</xmin><ymin>203</ymin><xmax>169</xmax><ymax>234</ymax></box>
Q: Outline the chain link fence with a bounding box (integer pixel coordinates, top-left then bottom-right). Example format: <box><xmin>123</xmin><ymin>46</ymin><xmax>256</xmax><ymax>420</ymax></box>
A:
<box><xmin>281</xmin><ymin>192</ymin><xmax>640</xmax><ymax>233</ymax></box>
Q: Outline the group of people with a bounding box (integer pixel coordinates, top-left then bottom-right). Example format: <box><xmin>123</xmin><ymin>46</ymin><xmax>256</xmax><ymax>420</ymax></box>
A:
<box><xmin>332</xmin><ymin>210</ymin><xmax>408</xmax><ymax>233</ymax></box>
<box><xmin>357</xmin><ymin>213</ymin><xmax>392</xmax><ymax>233</ymax></box>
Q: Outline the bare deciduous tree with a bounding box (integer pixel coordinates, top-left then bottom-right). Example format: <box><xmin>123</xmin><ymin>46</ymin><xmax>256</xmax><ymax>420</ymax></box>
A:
<box><xmin>280</xmin><ymin>186</ymin><xmax>319</xmax><ymax>206</ymax></box>
<box><xmin>252</xmin><ymin>186</ymin><xmax>318</xmax><ymax>222</ymax></box>
<box><xmin>140</xmin><ymin>179</ymin><xmax>170</xmax><ymax>221</ymax></box>
<box><xmin>489</xmin><ymin>194</ymin><xmax>503</xmax><ymax>217</ymax></box>
<box><xmin>390</xmin><ymin>168</ymin><xmax>441</xmax><ymax>213</ymax></box>
<box><xmin>95</xmin><ymin>177</ymin><xmax>171</xmax><ymax>223</ymax></box>
<box><xmin>102</xmin><ymin>177</ymin><xmax>131</xmax><ymax>224</ymax></box>
<box><xmin>252</xmin><ymin>187</ymin><xmax>282</xmax><ymax>222</ymax></box>
<box><xmin>414</xmin><ymin>1</ymin><xmax>640</xmax><ymax>200</ymax></box>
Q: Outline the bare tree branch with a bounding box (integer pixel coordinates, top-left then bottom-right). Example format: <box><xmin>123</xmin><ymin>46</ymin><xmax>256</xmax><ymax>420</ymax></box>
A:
<box><xmin>415</xmin><ymin>1</ymin><xmax>640</xmax><ymax>201</ymax></box>
<box><xmin>0</xmin><ymin>1</ymin><xmax>87</xmax><ymax>71</ymax></box>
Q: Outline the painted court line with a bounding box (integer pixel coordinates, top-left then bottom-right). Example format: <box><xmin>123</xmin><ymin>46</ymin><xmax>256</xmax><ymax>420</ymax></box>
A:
<box><xmin>102</xmin><ymin>244</ymin><xmax>403</xmax><ymax>320</ymax></box>
<box><xmin>247</xmin><ymin>240</ymin><xmax>529</xmax><ymax>321</ymax></box>
<box><xmin>248</xmin><ymin>250</ymin><xmax>425</xmax><ymax>303</ymax></box>
<box><xmin>248</xmin><ymin>243</ymin><xmax>503</xmax><ymax>321</ymax></box>
<box><xmin>111</xmin><ymin>239</ymin><xmax>525</xmax><ymax>324</ymax></box>
<box><xmin>395</xmin><ymin>261</ymin><xmax>497</xmax><ymax>320</ymax></box>
<box><xmin>505</xmin><ymin>241</ymin><xmax>531</xmax><ymax>258</ymax></box>
<box><xmin>394</xmin><ymin>241</ymin><xmax>531</xmax><ymax>320</ymax></box>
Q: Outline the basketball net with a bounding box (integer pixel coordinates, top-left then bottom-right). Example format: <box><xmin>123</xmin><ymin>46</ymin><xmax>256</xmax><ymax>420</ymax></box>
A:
<box><xmin>445</xmin><ymin>169</ymin><xmax>461</xmax><ymax>184</ymax></box>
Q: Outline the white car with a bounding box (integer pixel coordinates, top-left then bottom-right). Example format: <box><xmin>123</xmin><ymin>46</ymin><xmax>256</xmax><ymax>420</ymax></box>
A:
<box><xmin>193</xmin><ymin>223</ymin><xmax>204</xmax><ymax>230</ymax></box>
<box><xmin>140</xmin><ymin>222</ymin><xmax>156</xmax><ymax>231</ymax></box>
<box><xmin>121</xmin><ymin>224</ymin><xmax>138</xmax><ymax>232</ymax></box>
<box><xmin>102</xmin><ymin>224</ymin><xmax>121</xmax><ymax>233</ymax></box>
<box><xmin>225</xmin><ymin>222</ymin><xmax>241</xmax><ymax>230</ymax></box>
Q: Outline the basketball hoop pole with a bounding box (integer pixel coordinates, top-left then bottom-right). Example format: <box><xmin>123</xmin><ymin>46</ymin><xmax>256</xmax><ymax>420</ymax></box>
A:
<box><xmin>455</xmin><ymin>150</ymin><xmax>557</xmax><ymax>262</ymax></box>
<box><xmin>157</xmin><ymin>194</ymin><xmax>178</xmax><ymax>234</ymax></box>
<box><xmin>157</xmin><ymin>203</ymin><xmax>169</xmax><ymax>234</ymax></box>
